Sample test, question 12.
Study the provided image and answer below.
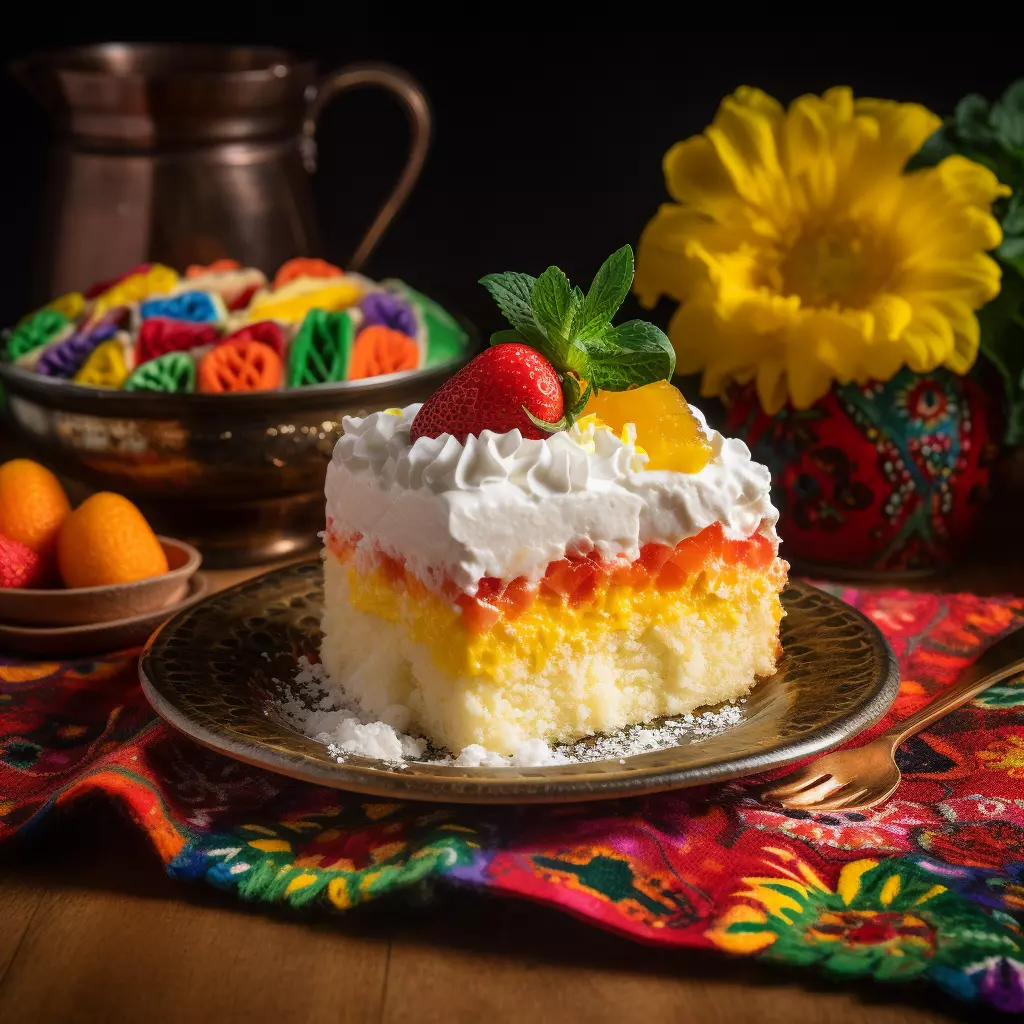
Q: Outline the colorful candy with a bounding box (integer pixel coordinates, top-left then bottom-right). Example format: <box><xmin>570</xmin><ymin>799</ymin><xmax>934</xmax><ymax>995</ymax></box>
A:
<box><xmin>221</xmin><ymin>320</ymin><xmax>287</xmax><ymax>357</ymax></box>
<box><xmin>137</xmin><ymin>318</ymin><xmax>219</xmax><ymax>365</ymax></box>
<box><xmin>139</xmin><ymin>290</ymin><xmax>223</xmax><ymax>324</ymax></box>
<box><xmin>124</xmin><ymin>351</ymin><xmax>196</xmax><ymax>393</ymax></box>
<box><xmin>40</xmin><ymin>292</ymin><xmax>85</xmax><ymax>323</ymax></box>
<box><xmin>183</xmin><ymin>262</ymin><xmax>267</xmax><ymax>311</ymax></box>
<box><xmin>245</xmin><ymin>280</ymin><xmax>363</xmax><ymax>324</ymax></box>
<box><xmin>74</xmin><ymin>335</ymin><xmax>131</xmax><ymax>389</ymax></box>
<box><xmin>287</xmin><ymin>309</ymin><xmax>355</xmax><ymax>386</ymax></box>
<box><xmin>186</xmin><ymin>258</ymin><xmax>241</xmax><ymax>278</ymax></box>
<box><xmin>4</xmin><ymin>259</ymin><xmax>466</xmax><ymax>393</ymax></box>
<box><xmin>360</xmin><ymin>292</ymin><xmax>417</xmax><ymax>336</ymax></box>
<box><xmin>384</xmin><ymin>281</ymin><xmax>468</xmax><ymax>365</ymax></box>
<box><xmin>91</xmin><ymin>265</ymin><xmax>178</xmax><ymax>317</ymax></box>
<box><xmin>198</xmin><ymin>338</ymin><xmax>282</xmax><ymax>393</ymax></box>
<box><xmin>348</xmin><ymin>326</ymin><xmax>419</xmax><ymax>380</ymax></box>
<box><xmin>4</xmin><ymin>309</ymin><xmax>71</xmax><ymax>362</ymax></box>
<box><xmin>36</xmin><ymin>314</ymin><xmax>124</xmax><ymax>378</ymax></box>
<box><xmin>273</xmin><ymin>257</ymin><xmax>343</xmax><ymax>289</ymax></box>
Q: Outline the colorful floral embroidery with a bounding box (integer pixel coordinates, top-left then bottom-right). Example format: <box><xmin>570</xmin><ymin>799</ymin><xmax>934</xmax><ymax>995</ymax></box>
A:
<box><xmin>1</xmin><ymin>589</ymin><xmax>1023</xmax><ymax>1014</ymax></box>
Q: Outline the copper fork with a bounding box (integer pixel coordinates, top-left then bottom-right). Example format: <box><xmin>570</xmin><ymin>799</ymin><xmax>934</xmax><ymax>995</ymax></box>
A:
<box><xmin>760</xmin><ymin>625</ymin><xmax>1024</xmax><ymax>813</ymax></box>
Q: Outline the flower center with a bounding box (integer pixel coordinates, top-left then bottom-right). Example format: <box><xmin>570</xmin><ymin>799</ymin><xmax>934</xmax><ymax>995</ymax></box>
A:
<box><xmin>778</xmin><ymin>222</ymin><xmax>893</xmax><ymax>309</ymax></box>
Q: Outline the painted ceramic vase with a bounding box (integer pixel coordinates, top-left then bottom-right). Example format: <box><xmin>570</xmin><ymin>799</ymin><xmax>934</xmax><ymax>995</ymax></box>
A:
<box><xmin>725</xmin><ymin>367</ymin><xmax>999</xmax><ymax>575</ymax></box>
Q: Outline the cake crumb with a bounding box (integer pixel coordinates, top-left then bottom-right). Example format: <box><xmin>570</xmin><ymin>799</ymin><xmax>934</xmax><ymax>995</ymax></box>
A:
<box><xmin>279</xmin><ymin>658</ymin><xmax>744</xmax><ymax>769</ymax></box>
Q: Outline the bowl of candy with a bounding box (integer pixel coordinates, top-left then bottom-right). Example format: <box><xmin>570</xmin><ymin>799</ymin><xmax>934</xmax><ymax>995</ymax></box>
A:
<box><xmin>0</xmin><ymin>258</ymin><xmax>475</xmax><ymax>567</ymax></box>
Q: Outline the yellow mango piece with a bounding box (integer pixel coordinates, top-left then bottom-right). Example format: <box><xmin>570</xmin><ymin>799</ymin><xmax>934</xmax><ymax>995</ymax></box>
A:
<box><xmin>245</xmin><ymin>281</ymin><xmax>363</xmax><ymax>324</ymax></box>
<box><xmin>584</xmin><ymin>380</ymin><xmax>713</xmax><ymax>473</ymax></box>
<box><xmin>74</xmin><ymin>337</ymin><xmax>130</xmax><ymax>389</ymax></box>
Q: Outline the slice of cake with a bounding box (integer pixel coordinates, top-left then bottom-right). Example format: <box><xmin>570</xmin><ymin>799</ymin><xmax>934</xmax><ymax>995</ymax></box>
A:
<box><xmin>320</xmin><ymin>247</ymin><xmax>787</xmax><ymax>756</ymax></box>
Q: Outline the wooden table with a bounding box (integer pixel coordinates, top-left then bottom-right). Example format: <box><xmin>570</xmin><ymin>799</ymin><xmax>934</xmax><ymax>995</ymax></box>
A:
<box><xmin>1</xmin><ymin>554</ymin><xmax>1019</xmax><ymax>1024</ymax></box>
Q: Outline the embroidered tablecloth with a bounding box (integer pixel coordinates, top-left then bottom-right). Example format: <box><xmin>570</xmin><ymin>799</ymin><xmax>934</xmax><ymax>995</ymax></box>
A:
<box><xmin>1</xmin><ymin>587</ymin><xmax>1023</xmax><ymax>1014</ymax></box>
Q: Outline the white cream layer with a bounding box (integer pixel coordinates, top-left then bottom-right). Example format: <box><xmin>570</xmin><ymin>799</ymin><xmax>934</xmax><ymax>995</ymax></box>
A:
<box><xmin>325</xmin><ymin>403</ymin><xmax>778</xmax><ymax>594</ymax></box>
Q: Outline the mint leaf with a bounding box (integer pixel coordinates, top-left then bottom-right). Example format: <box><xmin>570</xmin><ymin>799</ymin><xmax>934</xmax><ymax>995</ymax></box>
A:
<box><xmin>576</xmin><ymin>245</ymin><xmax>634</xmax><ymax>340</ymax></box>
<box><xmin>531</xmin><ymin>266</ymin><xmax>577</xmax><ymax>347</ymax></box>
<box><xmin>489</xmin><ymin>329</ymin><xmax>528</xmax><ymax>347</ymax></box>
<box><xmin>479</xmin><ymin>272</ymin><xmax>545</xmax><ymax>340</ymax></box>
<box><xmin>585</xmin><ymin>320</ymin><xmax>676</xmax><ymax>391</ymax></box>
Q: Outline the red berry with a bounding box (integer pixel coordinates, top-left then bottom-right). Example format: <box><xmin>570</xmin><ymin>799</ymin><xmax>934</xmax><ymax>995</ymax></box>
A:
<box><xmin>0</xmin><ymin>533</ymin><xmax>49</xmax><ymax>589</ymax></box>
<box><xmin>410</xmin><ymin>344</ymin><xmax>563</xmax><ymax>442</ymax></box>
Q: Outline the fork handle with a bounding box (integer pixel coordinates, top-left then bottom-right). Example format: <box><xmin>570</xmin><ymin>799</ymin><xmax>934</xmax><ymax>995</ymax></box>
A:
<box><xmin>884</xmin><ymin>626</ymin><xmax>1024</xmax><ymax>746</ymax></box>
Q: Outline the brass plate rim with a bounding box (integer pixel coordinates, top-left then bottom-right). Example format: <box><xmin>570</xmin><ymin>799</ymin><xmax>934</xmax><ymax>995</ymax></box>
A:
<box><xmin>139</xmin><ymin>562</ymin><xmax>900</xmax><ymax>804</ymax></box>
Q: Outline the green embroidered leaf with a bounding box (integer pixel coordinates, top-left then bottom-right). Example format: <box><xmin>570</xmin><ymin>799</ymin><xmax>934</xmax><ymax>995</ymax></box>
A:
<box><xmin>585</xmin><ymin>319</ymin><xmax>676</xmax><ymax>391</ymax></box>
<box><xmin>531</xmin><ymin>266</ymin><xmax>577</xmax><ymax>347</ymax></box>
<box><xmin>576</xmin><ymin>245</ymin><xmax>634</xmax><ymax>340</ymax></box>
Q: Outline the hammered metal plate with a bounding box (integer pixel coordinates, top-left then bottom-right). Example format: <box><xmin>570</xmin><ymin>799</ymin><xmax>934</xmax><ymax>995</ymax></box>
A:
<box><xmin>139</xmin><ymin>561</ymin><xmax>899</xmax><ymax>804</ymax></box>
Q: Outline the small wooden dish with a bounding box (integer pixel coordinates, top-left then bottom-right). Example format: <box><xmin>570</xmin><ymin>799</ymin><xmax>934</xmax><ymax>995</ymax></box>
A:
<box><xmin>0</xmin><ymin>575</ymin><xmax>209</xmax><ymax>656</ymax></box>
<box><xmin>0</xmin><ymin>537</ymin><xmax>201</xmax><ymax>627</ymax></box>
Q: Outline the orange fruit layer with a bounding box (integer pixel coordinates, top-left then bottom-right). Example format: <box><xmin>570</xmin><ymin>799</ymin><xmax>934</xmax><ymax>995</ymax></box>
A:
<box><xmin>57</xmin><ymin>492</ymin><xmax>169</xmax><ymax>588</ymax></box>
<box><xmin>329</xmin><ymin>521</ymin><xmax>775</xmax><ymax>635</ymax></box>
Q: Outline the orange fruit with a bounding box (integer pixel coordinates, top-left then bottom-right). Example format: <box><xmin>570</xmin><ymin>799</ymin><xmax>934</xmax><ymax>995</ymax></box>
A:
<box><xmin>0</xmin><ymin>459</ymin><xmax>71</xmax><ymax>555</ymax></box>
<box><xmin>57</xmin><ymin>492</ymin><xmax>168</xmax><ymax>588</ymax></box>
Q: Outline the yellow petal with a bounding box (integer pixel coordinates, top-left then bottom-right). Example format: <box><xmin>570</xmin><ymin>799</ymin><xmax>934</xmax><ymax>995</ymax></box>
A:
<box><xmin>706</xmin><ymin>95</ymin><xmax>788</xmax><ymax>216</ymax></box>
<box><xmin>782</xmin><ymin>96</ymin><xmax>839</xmax><ymax>211</ymax></box>
<box><xmin>756</xmin><ymin>357</ymin><xmax>788</xmax><ymax>414</ymax></box>
<box><xmin>732</xmin><ymin>85</ymin><xmax>786</xmax><ymax>121</ymax></box>
<box><xmin>901</xmin><ymin>251</ymin><xmax>1003</xmax><ymax>307</ymax></box>
<box><xmin>901</xmin><ymin>307</ymin><xmax>956</xmax><ymax>371</ymax></box>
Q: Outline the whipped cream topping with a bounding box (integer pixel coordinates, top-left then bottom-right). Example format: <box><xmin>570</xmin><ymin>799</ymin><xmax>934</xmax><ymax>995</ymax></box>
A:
<box><xmin>326</xmin><ymin>404</ymin><xmax>779</xmax><ymax>593</ymax></box>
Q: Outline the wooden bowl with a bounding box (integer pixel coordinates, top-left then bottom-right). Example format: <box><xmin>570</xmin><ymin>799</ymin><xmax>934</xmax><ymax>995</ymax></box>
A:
<box><xmin>0</xmin><ymin>574</ymin><xmax>209</xmax><ymax>655</ymax></box>
<box><xmin>0</xmin><ymin>536</ymin><xmax>201</xmax><ymax>627</ymax></box>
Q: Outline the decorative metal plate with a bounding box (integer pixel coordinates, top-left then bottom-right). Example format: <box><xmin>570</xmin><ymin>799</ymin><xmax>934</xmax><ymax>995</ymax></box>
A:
<box><xmin>139</xmin><ymin>562</ymin><xmax>899</xmax><ymax>804</ymax></box>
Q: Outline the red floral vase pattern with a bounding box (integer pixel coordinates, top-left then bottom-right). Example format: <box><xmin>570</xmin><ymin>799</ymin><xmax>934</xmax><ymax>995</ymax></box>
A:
<box><xmin>724</xmin><ymin>368</ymin><xmax>999</xmax><ymax>573</ymax></box>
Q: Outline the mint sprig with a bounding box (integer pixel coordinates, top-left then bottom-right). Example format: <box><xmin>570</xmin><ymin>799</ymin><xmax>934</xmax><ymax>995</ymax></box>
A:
<box><xmin>479</xmin><ymin>245</ymin><xmax>675</xmax><ymax>432</ymax></box>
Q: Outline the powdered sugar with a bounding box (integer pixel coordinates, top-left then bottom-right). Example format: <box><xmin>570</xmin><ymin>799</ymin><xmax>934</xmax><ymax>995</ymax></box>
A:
<box><xmin>276</xmin><ymin>656</ymin><xmax>744</xmax><ymax>769</ymax></box>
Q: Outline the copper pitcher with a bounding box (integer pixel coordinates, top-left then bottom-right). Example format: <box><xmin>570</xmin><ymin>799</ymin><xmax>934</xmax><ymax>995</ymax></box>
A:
<box><xmin>10</xmin><ymin>43</ymin><xmax>432</xmax><ymax>300</ymax></box>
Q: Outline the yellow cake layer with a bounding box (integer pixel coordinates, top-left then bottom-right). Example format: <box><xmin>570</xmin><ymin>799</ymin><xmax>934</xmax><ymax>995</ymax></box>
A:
<box><xmin>320</xmin><ymin>552</ymin><xmax>786</xmax><ymax>755</ymax></box>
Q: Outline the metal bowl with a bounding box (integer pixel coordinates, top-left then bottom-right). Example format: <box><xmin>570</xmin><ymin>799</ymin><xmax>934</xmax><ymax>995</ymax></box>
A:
<box><xmin>0</xmin><ymin>350</ymin><xmax>470</xmax><ymax>568</ymax></box>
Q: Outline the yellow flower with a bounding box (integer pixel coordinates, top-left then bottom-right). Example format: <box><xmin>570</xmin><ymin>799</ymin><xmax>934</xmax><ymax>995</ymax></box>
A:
<box><xmin>635</xmin><ymin>86</ymin><xmax>1010</xmax><ymax>412</ymax></box>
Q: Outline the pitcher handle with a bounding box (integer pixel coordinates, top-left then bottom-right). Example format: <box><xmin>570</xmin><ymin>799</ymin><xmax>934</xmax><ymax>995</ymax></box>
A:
<box><xmin>302</xmin><ymin>63</ymin><xmax>432</xmax><ymax>272</ymax></box>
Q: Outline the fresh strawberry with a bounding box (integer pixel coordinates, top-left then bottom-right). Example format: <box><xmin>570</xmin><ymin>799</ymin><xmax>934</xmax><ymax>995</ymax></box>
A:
<box><xmin>0</xmin><ymin>533</ymin><xmax>48</xmax><ymax>588</ymax></box>
<box><xmin>410</xmin><ymin>344</ymin><xmax>563</xmax><ymax>442</ymax></box>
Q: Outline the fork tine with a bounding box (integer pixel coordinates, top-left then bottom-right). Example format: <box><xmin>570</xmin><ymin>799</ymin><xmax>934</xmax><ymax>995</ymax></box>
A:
<box><xmin>798</xmin><ymin>786</ymin><xmax>870</xmax><ymax>812</ymax></box>
<box><xmin>760</xmin><ymin>771</ymin><xmax>834</xmax><ymax>801</ymax></box>
<box><xmin>774</xmin><ymin>775</ymin><xmax>846</xmax><ymax>808</ymax></box>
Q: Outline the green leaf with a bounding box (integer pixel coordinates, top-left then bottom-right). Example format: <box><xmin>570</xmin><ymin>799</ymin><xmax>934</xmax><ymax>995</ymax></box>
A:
<box><xmin>479</xmin><ymin>272</ymin><xmax>547</xmax><ymax>341</ymax></box>
<box><xmin>489</xmin><ymin>329</ymin><xmax>528</xmax><ymax>347</ymax></box>
<box><xmin>997</xmin><ymin>236</ymin><xmax>1024</xmax><ymax>277</ymax></box>
<box><xmin>954</xmin><ymin>93</ymin><xmax>994</xmax><ymax>146</ymax></box>
<box><xmin>531</xmin><ymin>266</ymin><xmax>577</xmax><ymax>347</ymax></box>
<box><xmin>562</xmin><ymin>338</ymin><xmax>592</xmax><ymax>379</ymax></box>
<box><xmin>905</xmin><ymin>125</ymin><xmax>958</xmax><ymax>172</ymax></box>
<box><xmin>584</xmin><ymin>320</ymin><xmax>676</xmax><ymax>391</ymax></box>
<box><xmin>576</xmin><ymin>245</ymin><xmax>634</xmax><ymax>340</ymax></box>
<box><xmin>991</xmin><ymin>80</ymin><xmax>1024</xmax><ymax>151</ymax></box>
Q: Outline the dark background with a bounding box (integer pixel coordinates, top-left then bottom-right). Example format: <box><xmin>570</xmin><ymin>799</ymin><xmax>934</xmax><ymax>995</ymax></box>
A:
<box><xmin>0</xmin><ymin>29</ymin><xmax>1021</xmax><ymax>336</ymax></box>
